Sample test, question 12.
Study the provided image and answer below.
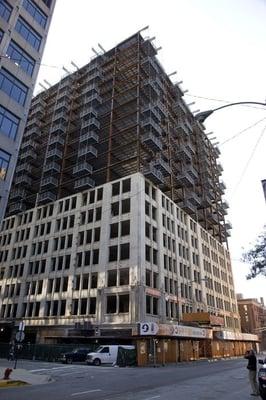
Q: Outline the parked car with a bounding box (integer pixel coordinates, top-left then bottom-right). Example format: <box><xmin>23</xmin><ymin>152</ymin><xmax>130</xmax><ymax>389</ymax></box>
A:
<box><xmin>86</xmin><ymin>345</ymin><xmax>135</xmax><ymax>366</ymax></box>
<box><xmin>61</xmin><ymin>348</ymin><xmax>91</xmax><ymax>364</ymax></box>
<box><xmin>258</xmin><ymin>358</ymin><xmax>266</xmax><ymax>400</ymax></box>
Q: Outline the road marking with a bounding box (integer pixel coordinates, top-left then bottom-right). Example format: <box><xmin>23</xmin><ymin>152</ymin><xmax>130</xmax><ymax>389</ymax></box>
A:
<box><xmin>71</xmin><ymin>389</ymin><xmax>102</xmax><ymax>396</ymax></box>
<box><xmin>30</xmin><ymin>366</ymin><xmax>73</xmax><ymax>372</ymax></box>
<box><xmin>144</xmin><ymin>396</ymin><xmax>160</xmax><ymax>400</ymax></box>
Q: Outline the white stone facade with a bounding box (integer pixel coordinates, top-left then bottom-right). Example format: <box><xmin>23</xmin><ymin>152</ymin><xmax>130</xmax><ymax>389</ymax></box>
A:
<box><xmin>0</xmin><ymin>173</ymin><xmax>240</xmax><ymax>339</ymax></box>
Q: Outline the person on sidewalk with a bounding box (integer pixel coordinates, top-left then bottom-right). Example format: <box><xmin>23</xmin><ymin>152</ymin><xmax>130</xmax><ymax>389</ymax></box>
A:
<box><xmin>244</xmin><ymin>349</ymin><xmax>259</xmax><ymax>396</ymax></box>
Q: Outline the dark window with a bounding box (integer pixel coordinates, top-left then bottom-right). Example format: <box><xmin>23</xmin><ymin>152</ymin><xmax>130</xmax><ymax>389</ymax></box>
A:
<box><xmin>0</xmin><ymin>105</ymin><xmax>20</xmax><ymax>140</ymax></box>
<box><xmin>121</xmin><ymin>220</ymin><xmax>130</xmax><ymax>236</ymax></box>
<box><xmin>107</xmin><ymin>295</ymin><xmax>117</xmax><ymax>313</ymax></box>
<box><xmin>109</xmin><ymin>245</ymin><xmax>118</xmax><ymax>262</ymax></box>
<box><xmin>82</xmin><ymin>274</ymin><xmax>89</xmax><ymax>290</ymax></box>
<box><xmin>84</xmin><ymin>251</ymin><xmax>90</xmax><ymax>266</ymax></box>
<box><xmin>122</xmin><ymin>178</ymin><xmax>131</xmax><ymax>193</ymax></box>
<box><xmin>120</xmin><ymin>243</ymin><xmax>130</xmax><ymax>260</ymax></box>
<box><xmin>89</xmin><ymin>298</ymin><xmax>96</xmax><ymax>314</ymax></box>
<box><xmin>91</xmin><ymin>273</ymin><xmax>98</xmax><ymax>288</ymax></box>
<box><xmin>0</xmin><ymin>68</ymin><xmax>28</xmax><ymax>106</ymax></box>
<box><xmin>95</xmin><ymin>207</ymin><xmax>102</xmax><ymax>221</ymax></box>
<box><xmin>111</xmin><ymin>201</ymin><xmax>119</xmax><ymax>216</ymax></box>
<box><xmin>119</xmin><ymin>294</ymin><xmax>129</xmax><ymax>313</ymax></box>
<box><xmin>110</xmin><ymin>223</ymin><xmax>118</xmax><ymax>238</ymax></box>
<box><xmin>145</xmin><ymin>245</ymin><xmax>151</xmax><ymax>262</ymax></box>
<box><xmin>146</xmin><ymin>269</ymin><xmax>151</xmax><ymax>286</ymax></box>
<box><xmin>92</xmin><ymin>249</ymin><xmax>99</xmax><ymax>264</ymax></box>
<box><xmin>0</xmin><ymin>0</ymin><xmax>12</xmax><ymax>22</ymax></box>
<box><xmin>112</xmin><ymin>182</ymin><xmax>120</xmax><ymax>196</ymax></box>
<box><xmin>97</xmin><ymin>187</ymin><xmax>103</xmax><ymax>201</ymax></box>
<box><xmin>94</xmin><ymin>227</ymin><xmax>100</xmax><ymax>242</ymax></box>
<box><xmin>89</xmin><ymin>190</ymin><xmax>95</xmax><ymax>204</ymax></box>
<box><xmin>62</xmin><ymin>277</ymin><xmax>68</xmax><ymax>291</ymax></box>
<box><xmin>80</xmin><ymin>299</ymin><xmax>87</xmax><ymax>315</ymax></box>
<box><xmin>6</xmin><ymin>40</ymin><xmax>35</xmax><ymax>76</ymax></box>
<box><xmin>122</xmin><ymin>199</ymin><xmax>130</xmax><ymax>214</ymax></box>
<box><xmin>22</xmin><ymin>0</ymin><xmax>47</xmax><ymax>28</ymax></box>
<box><xmin>86</xmin><ymin>229</ymin><xmax>92</xmax><ymax>244</ymax></box>
<box><xmin>87</xmin><ymin>209</ymin><xmax>93</xmax><ymax>223</ymax></box>
<box><xmin>15</xmin><ymin>16</ymin><xmax>42</xmax><ymax>50</ymax></box>
<box><xmin>119</xmin><ymin>268</ymin><xmax>129</xmax><ymax>285</ymax></box>
<box><xmin>107</xmin><ymin>270</ymin><xmax>117</xmax><ymax>287</ymax></box>
<box><xmin>146</xmin><ymin>296</ymin><xmax>151</xmax><ymax>314</ymax></box>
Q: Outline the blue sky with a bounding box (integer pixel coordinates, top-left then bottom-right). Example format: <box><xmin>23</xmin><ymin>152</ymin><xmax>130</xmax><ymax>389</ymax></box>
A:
<box><xmin>36</xmin><ymin>0</ymin><xmax>266</xmax><ymax>302</ymax></box>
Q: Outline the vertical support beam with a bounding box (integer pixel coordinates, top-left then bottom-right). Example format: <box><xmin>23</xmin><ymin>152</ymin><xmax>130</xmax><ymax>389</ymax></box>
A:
<box><xmin>106</xmin><ymin>48</ymin><xmax>118</xmax><ymax>182</ymax></box>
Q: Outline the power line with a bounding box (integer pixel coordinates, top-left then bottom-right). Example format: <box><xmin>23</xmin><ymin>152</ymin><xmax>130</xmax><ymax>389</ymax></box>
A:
<box><xmin>220</xmin><ymin>117</ymin><xmax>266</xmax><ymax>146</ymax></box>
<box><xmin>186</xmin><ymin>93</ymin><xmax>266</xmax><ymax>111</ymax></box>
<box><xmin>231</xmin><ymin>124</ymin><xmax>266</xmax><ymax>197</ymax></box>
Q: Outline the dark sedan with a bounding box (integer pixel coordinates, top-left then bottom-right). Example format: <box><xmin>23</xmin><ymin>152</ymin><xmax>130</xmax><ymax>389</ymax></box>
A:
<box><xmin>61</xmin><ymin>348</ymin><xmax>91</xmax><ymax>364</ymax></box>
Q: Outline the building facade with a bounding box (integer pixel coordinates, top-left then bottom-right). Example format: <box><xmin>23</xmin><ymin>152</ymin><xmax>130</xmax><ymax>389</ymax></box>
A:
<box><xmin>0</xmin><ymin>0</ymin><xmax>56</xmax><ymax>225</ymax></box>
<box><xmin>0</xmin><ymin>173</ymin><xmax>240</xmax><ymax>343</ymax></box>
<box><xmin>237</xmin><ymin>295</ymin><xmax>266</xmax><ymax>350</ymax></box>
<box><xmin>6</xmin><ymin>32</ymin><xmax>230</xmax><ymax>243</ymax></box>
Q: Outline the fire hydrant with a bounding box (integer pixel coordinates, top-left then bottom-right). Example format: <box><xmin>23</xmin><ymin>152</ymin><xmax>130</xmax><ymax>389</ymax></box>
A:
<box><xmin>3</xmin><ymin>368</ymin><xmax>13</xmax><ymax>380</ymax></box>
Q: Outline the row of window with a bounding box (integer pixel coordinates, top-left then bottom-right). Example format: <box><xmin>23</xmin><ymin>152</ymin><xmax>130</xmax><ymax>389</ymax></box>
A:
<box><xmin>23</xmin><ymin>0</ymin><xmax>47</xmax><ymax>28</ymax></box>
<box><xmin>15</xmin><ymin>16</ymin><xmax>42</xmax><ymax>51</ymax></box>
<box><xmin>0</xmin><ymin>105</ymin><xmax>20</xmax><ymax>140</ymax></box>
<box><xmin>0</xmin><ymin>0</ymin><xmax>12</xmax><ymax>22</ymax></box>
<box><xmin>0</xmin><ymin>68</ymin><xmax>28</xmax><ymax>106</ymax></box>
<box><xmin>7</xmin><ymin>40</ymin><xmax>35</xmax><ymax>76</ymax></box>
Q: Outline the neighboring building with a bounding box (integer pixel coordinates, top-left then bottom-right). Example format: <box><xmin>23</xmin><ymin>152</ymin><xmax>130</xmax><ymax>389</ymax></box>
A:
<box><xmin>0</xmin><ymin>173</ymin><xmax>250</xmax><ymax>355</ymax></box>
<box><xmin>6</xmin><ymin>32</ymin><xmax>230</xmax><ymax>243</ymax></box>
<box><xmin>0</xmin><ymin>0</ymin><xmax>56</xmax><ymax>225</ymax></box>
<box><xmin>262</xmin><ymin>179</ymin><xmax>266</xmax><ymax>202</ymax></box>
<box><xmin>237</xmin><ymin>295</ymin><xmax>266</xmax><ymax>350</ymax></box>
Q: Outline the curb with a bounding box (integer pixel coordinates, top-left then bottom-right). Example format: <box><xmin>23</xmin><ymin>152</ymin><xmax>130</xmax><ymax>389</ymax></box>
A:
<box><xmin>0</xmin><ymin>379</ymin><xmax>29</xmax><ymax>389</ymax></box>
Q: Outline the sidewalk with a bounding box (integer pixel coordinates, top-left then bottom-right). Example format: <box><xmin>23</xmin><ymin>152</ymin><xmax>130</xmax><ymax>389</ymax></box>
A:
<box><xmin>0</xmin><ymin>367</ymin><xmax>51</xmax><ymax>388</ymax></box>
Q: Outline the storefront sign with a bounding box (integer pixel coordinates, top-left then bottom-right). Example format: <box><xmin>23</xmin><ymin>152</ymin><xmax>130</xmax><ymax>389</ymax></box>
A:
<box><xmin>138</xmin><ymin>322</ymin><xmax>212</xmax><ymax>339</ymax></box>
<box><xmin>139</xmin><ymin>322</ymin><xmax>159</xmax><ymax>335</ymax></box>
<box><xmin>159</xmin><ymin>324</ymin><xmax>213</xmax><ymax>339</ymax></box>
<box><xmin>214</xmin><ymin>331</ymin><xmax>258</xmax><ymax>341</ymax></box>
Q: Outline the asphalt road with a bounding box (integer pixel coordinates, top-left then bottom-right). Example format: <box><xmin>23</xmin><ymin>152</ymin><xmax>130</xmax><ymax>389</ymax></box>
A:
<box><xmin>0</xmin><ymin>358</ymin><xmax>260</xmax><ymax>400</ymax></box>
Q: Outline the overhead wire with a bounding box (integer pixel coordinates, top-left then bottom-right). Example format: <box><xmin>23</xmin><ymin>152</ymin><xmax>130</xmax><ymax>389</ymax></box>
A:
<box><xmin>220</xmin><ymin>117</ymin><xmax>266</xmax><ymax>146</ymax></box>
<box><xmin>186</xmin><ymin>93</ymin><xmax>266</xmax><ymax>111</ymax></box>
<box><xmin>230</xmin><ymin>124</ymin><xmax>266</xmax><ymax>198</ymax></box>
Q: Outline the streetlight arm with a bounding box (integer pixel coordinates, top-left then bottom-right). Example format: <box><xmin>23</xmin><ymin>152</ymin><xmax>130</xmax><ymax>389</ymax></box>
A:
<box><xmin>195</xmin><ymin>101</ymin><xmax>266</xmax><ymax>123</ymax></box>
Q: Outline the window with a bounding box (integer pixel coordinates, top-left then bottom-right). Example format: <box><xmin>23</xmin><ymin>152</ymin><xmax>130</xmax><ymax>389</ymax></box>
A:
<box><xmin>0</xmin><ymin>30</ymin><xmax>3</xmax><ymax>44</ymax></box>
<box><xmin>91</xmin><ymin>272</ymin><xmax>98</xmax><ymax>288</ymax></box>
<box><xmin>119</xmin><ymin>268</ymin><xmax>129</xmax><ymax>285</ymax></box>
<box><xmin>0</xmin><ymin>149</ymin><xmax>10</xmax><ymax>180</ymax></box>
<box><xmin>23</xmin><ymin>0</ymin><xmax>47</xmax><ymax>28</ymax></box>
<box><xmin>112</xmin><ymin>182</ymin><xmax>120</xmax><ymax>196</ymax></box>
<box><xmin>122</xmin><ymin>199</ymin><xmax>130</xmax><ymax>214</ymax></box>
<box><xmin>15</xmin><ymin>17</ymin><xmax>42</xmax><ymax>51</ymax></box>
<box><xmin>122</xmin><ymin>178</ymin><xmax>131</xmax><ymax>193</ymax></box>
<box><xmin>0</xmin><ymin>68</ymin><xmax>28</xmax><ymax>106</ymax></box>
<box><xmin>97</xmin><ymin>187</ymin><xmax>103</xmax><ymax>201</ymax></box>
<box><xmin>0</xmin><ymin>105</ymin><xmax>20</xmax><ymax>140</ymax></box>
<box><xmin>0</xmin><ymin>0</ymin><xmax>12</xmax><ymax>22</ymax></box>
<box><xmin>92</xmin><ymin>249</ymin><xmax>99</xmax><ymax>264</ymax></box>
<box><xmin>107</xmin><ymin>270</ymin><xmax>117</xmax><ymax>287</ymax></box>
<box><xmin>119</xmin><ymin>294</ymin><xmax>129</xmax><ymax>313</ymax></box>
<box><xmin>89</xmin><ymin>298</ymin><xmax>96</xmax><ymax>314</ymax></box>
<box><xmin>107</xmin><ymin>295</ymin><xmax>117</xmax><ymax>313</ymax></box>
<box><xmin>120</xmin><ymin>243</ymin><xmax>130</xmax><ymax>260</ymax></box>
<box><xmin>110</xmin><ymin>223</ymin><xmax>118</xmax><ymax>238</ymax></box>
<box><xmin>109</xmin><ymin>245</ymin><xmax>118</xmax><ymax>262</ymax></box>
<box><xmin>6</xmin><ymin>41</ymin><xmax>35</xmax><ymax>76</ymax></box>
<box><xmin>111</xmin><ymin>201</ymin><xmax>119</xmax><ymax>216</ymax></box>
<box><xmin>95</xmin><ymin>207</ymin><xmax>102</xmax><ymax>221</ymax></box>
<box><xmin>121</xmin><ymin>220</ymin><xmax>130</xmax><ymax>236</ymax></box>
<box><xmin>94</xmin><ymin>227</ymin><xmax>100</xmax><ymax>242</ymax></box>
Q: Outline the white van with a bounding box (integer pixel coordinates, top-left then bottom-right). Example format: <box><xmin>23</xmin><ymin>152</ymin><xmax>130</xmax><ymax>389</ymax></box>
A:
<box><xmin>86</xmin><ymin>345</ymin><xmax>135</xmax><ymax>366</ymax></box>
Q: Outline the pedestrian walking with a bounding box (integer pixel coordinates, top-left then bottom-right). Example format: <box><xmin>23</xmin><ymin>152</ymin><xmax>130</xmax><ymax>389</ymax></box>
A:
<box><xmin>244</xmin><ymin>349</ymin><xmax>259</xmax><ymax>396</ymax></box>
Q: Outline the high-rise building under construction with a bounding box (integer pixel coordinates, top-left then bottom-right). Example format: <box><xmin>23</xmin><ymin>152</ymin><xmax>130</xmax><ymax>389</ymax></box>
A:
<box><xmin>7</xmin><ymin>31</ymin><xmax>230</xmax><ymax>243</ymax></box>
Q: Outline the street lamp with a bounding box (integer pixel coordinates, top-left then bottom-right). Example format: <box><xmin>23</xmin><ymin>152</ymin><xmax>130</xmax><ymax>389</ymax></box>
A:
<box><xmin>195</xmin><ymin>101</ymin><xmax>266</xmax><ymax>123</ymax></box>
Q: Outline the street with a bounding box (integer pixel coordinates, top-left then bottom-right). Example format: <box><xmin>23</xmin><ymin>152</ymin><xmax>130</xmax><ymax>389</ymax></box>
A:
<box><xmin>0</xmin><ymin>357</ymin><xmax>259</xmax><ymax>400</ymax></box>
